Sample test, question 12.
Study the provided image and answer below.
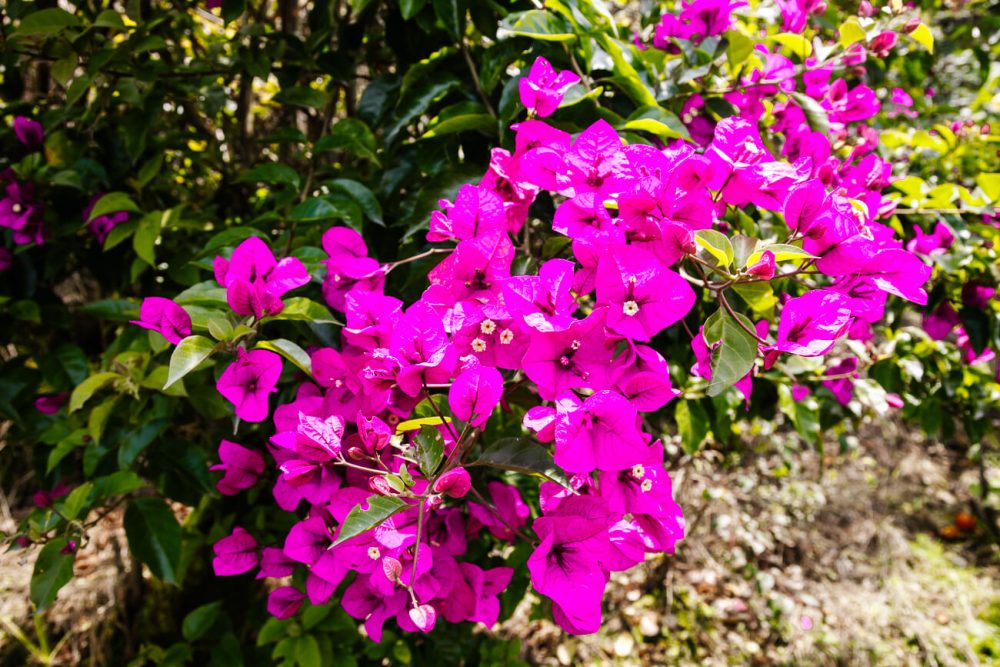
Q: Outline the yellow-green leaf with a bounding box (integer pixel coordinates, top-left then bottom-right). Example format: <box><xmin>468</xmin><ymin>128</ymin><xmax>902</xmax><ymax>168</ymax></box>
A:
<box><xmin>909</xmin><ymin>22</ymin><xmax>933</xmax><ymax>53</ymax></box>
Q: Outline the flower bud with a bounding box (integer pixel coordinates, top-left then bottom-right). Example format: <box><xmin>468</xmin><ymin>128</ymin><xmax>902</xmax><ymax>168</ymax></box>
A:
<box><xmin>369</xmin><ymin>476</ymin><xmax>394</xmax><ymax>496</ymax></box>
<box><xmin>409</xmin><ymin>604</ymin><xmax>437</xmax><ymax>633</ymax></box>
<box><xmin>902</xmin><ymin>17</ymin><xmax>920</xmax><ymax>33</ymax></box>
<box><xmin>426</xmin><ymin>494</ymin><xmax>444</xmax><ymax>509</ymax></box>
<box><xmin>347</xmin><ymin>446</ymin><xmax>367</xmax><ymax>461</ymax></box>
<box><xmin>858</xmin><ymin>0</ymin><xmax>873</xmax><ymax>16</ymax></box>
<box><xmin>869</xmin><ymin>31</ymin><xmax>897</xmax><ymax>57</ymax></box>
<box><xmin>432</xmin><ymin>467</ymin><xmax>472</xmax><ymax>499</ymax></box>
<box><xmin>747</xmin><ymin>250</ymin><xmax>776</xmax><ymax>280</ymax></box>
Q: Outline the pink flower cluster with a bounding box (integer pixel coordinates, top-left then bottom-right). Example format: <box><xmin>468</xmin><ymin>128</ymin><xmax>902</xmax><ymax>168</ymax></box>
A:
<box><xmin>147</xmin><ymin>46</ymin><xmax>934</xmax><ymax>640</ymax></box>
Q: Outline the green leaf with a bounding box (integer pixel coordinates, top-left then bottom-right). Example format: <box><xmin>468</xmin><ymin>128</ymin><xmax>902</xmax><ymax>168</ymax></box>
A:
<box><xmin>768</xmin><ymin>33</ymin><xmax>811</xmax><ymax>60</ymax></box>
<box><xmin>838</xmin><ymin>18</ymin><xmax>866</xmax><ymax>47</ymax></box>
<box><xmin>69</xmin><ymin>372</ymin><xmax>120</xmax><ymax>413</ymax></box>
<box><xmin>134</xmin><ymin>210</ymin><xmax>164</xmax><ymax>266</ymax></box>
<box><xmin>117</xmin><ymin>418</ymin><xmax>170</xmax><ymax>469</ymax></box>
<box><xmin>165</xmin><ymin>336</ymin><xmax>215</xmax><ymax>389</ymax></box>
<box><xmin>290</xmin><ymin>198</ymin><xmax>342</xmax><ymax>223</ymax></box>
<box><xmin>14</xmin><ymin>8</ymin><xmax>81</xmax><ymax>37</ymax></box>
<box><xmin>294</xmin><ymin>635</ymin><xmax>322</xmax><ymax>667</ymax></box>
<box><xmin>415</xmin><ymin>425</ymin><xmax>445</xmax><ymax>477</ymax></box>
<box><xmin>726</xmin><ymin>30</ymin><xmax>754</xmax><ymax>72</ymax></box>
<box><xmin>183</xmin><ymin>601</ymin><xmax>223</xmax><ymax>642</ymax></box>
<box><xmin>789</xmin><ymin>92</ymin><xmax>830</xmax><ymax>136</ymax></box>
<box><xmin>274</xmin><ymin>86</ymin><xmax>327</xmax><ymax>109</ymax></box>
<box><xmin>88</xmin><ymin>397</ymin><xmax>118</xmax><ymax>443</ymax></box>
<box><xmin>239</xmin><ymin>163</ymin><xmax>301</xmax><ymax>190</ymax></box>
<box><xmin>732</xmin><ymin>281</ymin><xmax>777</xmax><ymax>318</ymax></box>
<box><xmin>103</xmin><ymin>219</ymin><xmax>137</xmax><ymax>251</ymax></box>
<box><xmin>594</xmin><ymin>34</ymin><xmax>658</xmax><ymax>107</ymax></box>
<box><xmin>694</xmin><ymin>229</ymin><xmax>735</xmax><ymax>268</ymax></box>
<box><xmin>778</xmin><ymin>384</ymin><xmax>820</xmax><ymax>445</ymax></box>
<box><xmin>423</xmin><ymin>113</ymin><xmax>497</xmax><ymax>138</ymax></box>
<box><xmin>333</xmin><ymin>496</ymin><xmax>409</xmax><ymax>546</ymax></box>
<box><xmin>47</xmin><ymin>429</ymin><xmax>89</xmax><ymax>473</ymax></box>
<box><xmin>30</xmin><ymin>539</ymin><xmax>75</xmax><ymax>611</ymax></box>
<box><xmin>746</xmin><ymin>243</ymin><xmax>815</xmax><ymax>266</ymax></box>
<box><xmin>476</xmin><ymin>437</ymin><xmax>570</xmax><ymax>489</ymax></box>
<box><xmin>675</xmin><ymin>399</ymin><xmax>709</xmax><ymax>455</ymax></box>
<box><xmin>400</xmin><ymin>0</ymin><xmax>427</xmax><ymax>19</ymax></box>
<box><xmin>256</xmin><ymin>339</ymin><xmax>311</xmax><ymax>376</ymax></box>
<box><xmin>272</xmin><ymin>297</ymin><xmax>340</xmax><ymax>325</ymax></box>
<box><xmin>80</xmin><ymin>299</ymin><xmax>140</xmax><ymax>321</ymax></box>
<box><xmin>124</xmin><ymin>497</ymin><xmax>182</xmax><ymax>584</ymax></box>
<box><xmin>93</xmin><ymin>470</ymin><xmax>145</xmax><ymax>499</ymax></box>
<box><xmin>623</xmin><ymin>106</ymin><xmax>690</xmax><ymax>141</ymax></box>
<box><xmin>86</xmin><ymin>192</ymin><xmax>141</xmax><ymax>222</ymax></box>
<box><xmin>174</xmin><ymin>281</ymin><xmax>228</xmax><ymax>308</ymax></box>
<box><xmin>315</xmin><ymin>119</ymin><xmax>380</xmax><ymax>165</ymax></box>
<box><xmin>706</xmin><ymin>310</ymin><xmax>758</xmax><ymax>397</ymax></box>
<box><xmin>94</xmin><ymin>9</ymin><xmax>126</xmax><ymax>30</ymax></box>
<box><xmin>432</xmin><ymin>0</ymin><xmax>463</xmax><ymax>40</ymax></box>
<box><xmin>329</xmin><ymin>179</ymin><xmax>384</xmax><ymax>226</ymax></box>
<box><xmin>60</xmin><ymin>482</ymin><xmax>94</xmax><ymax>521</ymax></box>
<box><xmin>499</xmin><ymin>10</ymin><xmax>575</xmax><ymax>42</ymax></box>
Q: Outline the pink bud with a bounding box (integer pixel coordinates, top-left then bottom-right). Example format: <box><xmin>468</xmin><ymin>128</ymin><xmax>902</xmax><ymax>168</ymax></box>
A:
<box><xmin>886</xmin><ymin>393</ymin><xmax>904</xmax><ymax>409</ymax></box>
<box><xmin>902</xmin><ymin>17</ymin><xmax>920</xmax><ymax>33</ymax></box>
<box><xmin>347</xmin><ymin>446</ymin><xmax>366</xmax><ymax>461</ymax></box>
<box><xmin>981</xmin><ymin>124</ymin><xmax>990</xmax><ymax>135</ymax></box>
<box><xmin>426</xmin><ymin>494</ymin><xmax>444</xmax><ymax>509</ymax></box>
<box><xmin>60</xmin><ymin>540</ymin><xmax>78</xmax><ymax>555</ymax></box>
<box><xmin>432</xmin><ymin>467</ymin><xmax>472</xmax><ymax>499</ymax></box>
<box><xmin>369</xmin><ymin>476</ymin><xmax>394</xmax><ymax>496</ymax></box>
<box><xmin>408</xmin><ymin>604</ymin><xmax>437</xmax><ymax>633</ymax></box>
<box><xmin>747</xmin><ymin>250</ymin><xmax>776</xmax><ymax>280</ymax></box>
<box><xmin>858</xmin><ymin>0</ymin><xmax>873</xmax><ymax>16</ymax></box>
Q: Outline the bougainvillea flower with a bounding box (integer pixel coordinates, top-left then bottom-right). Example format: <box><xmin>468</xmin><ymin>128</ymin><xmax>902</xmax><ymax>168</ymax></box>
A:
<box><xmin>0</xmin><ymin>180</ymin><xmax>42</xmax><ymax>237</ymax></box>
<box><xmin>212</xmin><ymin>527</ymin><xmax>259</xmax><ymax>576</ymax></box>
<box><xmin>257</xmin><ymin>547</ymin><xmax>296</xmax><ymax>580</ymax></box>
<box><xmin>13</xmin><ymin>116</ymin><xmax>44</xmax><ymax>149</ymax></box>
<box><xmin>321</xmin><ymin>227</ymin><xmax>385</xmax><ymax>312</ymax></box>
<box><xmin>426</xmin><ymin>231</ymin><xmax>513</xmax><ymax>308</ymax></box>
<box><xmin>433</xmin><ymin>467</ymin><xmax>472</xmax><ymax>499</ymax></box>
<box><xmin>215</xmin><ymin>236</ymin><xmax>309</xmax><ymax>319</ymax></box>
<box><xmin>818</xmin><ymin>247</ymin><xmax>932</xmax><ymax>305</ymax></box>
<box><xmin>522</xmin><ymin>309</ymin><xmax>615</xmax><ymax>400</ymax></box>
<box><xmin>553</xmin><ymin>390</ymin><xmax>651</xmax><ymax>473</ymax></box>
<box><xmin>774</xmin><ymin>290</ymin><xmax>853</xmax><ymax>356</ymax></box>
<box><xmin>211</xmin><ymin>440</ymin><xmax>266</xmax><ymax>495</ymax></box>
<box><xmin>428</xmin><ymin>184</ymin><xmax>507</xmax><ymax>243</ymax></box>
<box><xmin>34</xmin><ymin>393</ymin><xmax>69</xmax><ymax>415</ymax></box>
<box><xmin>961</xmin><ymin>283</ymin><xmax>995</xmax><ymax>309</ymax></box>
<box><xmin>503</xmin><ymin>258</ymin><xmax>577</xmax><ymax>332</ymax></box>
<box><xmin>518</xmin><ymin>56</ymin><xmax>581</xmax><ymax>118</ymax></box>
<box><xmin>439</xmin><ymin>563</ymin><xmax>513</xmax><ymax>627</ymax></box>
<box><xmin>560</xmin><ymin>120</ymin><xmax>633</xmax><ymax>197</ymax></box>
<box><xmin>83</xmin><ymin>194</ymin><xmax>129</xmax><ymax>244</ymax></box>
<box><xmin>129</xmin><ymin>297</ymin><xmax>192</xmax><ymax>344</ymax></box>
<box><xmin>267</xmin><ymin>586</ymin><xmax>306</xmax><ymax>619</ymax></box>
<box><xmin>468</xmin><ymin>481</ymin><xmax>530</xmax><ymax>541</ymax></box>
<box><xmin>614</xmin><ymin>345</ymin><xmax>681</xmax><ymax>412</ymax></box>
<box><xmin>528</xmin><ymin>497</ymin><xmax>612</xmax><ymax>634</ymax></box>
<box><xmin>448</xmin><ymin>365</ymin><xmax>503</xmax><ymax>428</ymax></box>
<box><xmin>390</xmin><ymin>302</ymin><xmax>457</xmax><ymax>396</ymax></box>
<box><xmin>216</xmin><ymin>348</ymin><xmax>283</xmax><ymax>422</ymax></box>
<box><xmin>595</xmin><ymin>245</ymin><xmax>696</xmax><ymax>341</ymax></box>
<box><xmin>294</xmin><ymin>412</ymin><xmax>345</xmax><ymax>461</ymax></box>
<box><xmin>552</xmin><ymin>193</ymin><xmax>614</xmax><ymax>241</ymax></box>
<box><xmin>341</xmin><ymin>579</ymin><xmax>408</xmax><ymax>643</ymax></box>
<box><xmin>822</xmin><ymin>357</ymin><xmax>858</xmax><ymax>406</ymax></box>
<box><xmin>906</xmin><ymin>222</ymin><xmax>953</xmax><ymax>256</ymax></box>
<box><xmin>32</xmin><ymin>482</ymin><xmax>71</xmax><ymax>509</ymax></box>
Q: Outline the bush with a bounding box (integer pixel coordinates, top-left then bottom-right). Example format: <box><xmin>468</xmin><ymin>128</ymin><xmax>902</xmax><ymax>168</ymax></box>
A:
<box><xmin>1</xmin><ymin>0</ymin><xmax>997</xmax><ymax>664</ymax></box>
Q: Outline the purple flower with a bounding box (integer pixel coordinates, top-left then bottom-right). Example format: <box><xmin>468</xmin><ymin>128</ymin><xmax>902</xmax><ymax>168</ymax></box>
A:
<box><xmin>34</xmin><ymin>392</ymin><xmax>69</xmax><ymax>415</ymax></box>
<box><xmin>13</xmin><ymin>117</ymin><xmax>44</xmax><ymax>149</ymax></box>
<box><xmin>468</xmin><ymin>481</ymin><xmax>529</xmax><ymax>541</ymax></box>
<box><xmin>390</xmin><ymin>302</ymin><xmax>457</xmax><ymax>396</ymax></box>
<box><xmin>212</xmin><ymin>527</ymin><xmax>259</xmax><ymax>576</ymax></box>
<box><xmin>822</xmin><ymin>357</ymin><xmax>858</xmax><ymax>406</ymax></box>
<box><xmin>211</xmin><ymin>440</ymin><xmax>265</xmax><ymax>495</ymax></box>
<box><xmin>427</xmin><ymin>184</ymin><xmax>507</xmax><ymax>243</ymax></box>
<box><xmin>448</xmin><ymin>365</ymin><xmax>503</xmax><ymax>428</ymax></box>
<box><xmin>267</xmin><ymin>586</ymin><xmax>306</xmax><ymax>619</ymax></box>
<box><xmin>906</xmin><ymin>222</ymin><xmax>954</xmax><ymax>256</ymax></box>
<box><xmin>0</xmin><ymin>179</ymin><xmax>44</xmax><ymax>246</ymax></box>
<box><xmin>595</xmin><ymin>245</ymin><xmax>695</xmax><ymax>341</ymax></box>
<box><xmin>522</xmin><ymin>309</ymin><xmax>615</xmax><ymax>400</ymax></box>
<box><xmin>433</xmin><ymin>467</ymin><xmax>472</xmax><ymax>499</ymax></box>
<box><xmin>215</xmin><ymin>237</ymin><xmax>309</xmax><ymax>319</ymax></box>
<box><xmin>518</xmin><ymin>56</ymin><xmax>580</xmax><ymax>118</ymax></box>
<box><xmin>774</xmin><ymin>290</ymin><xmax>853</xmax><ymax>357</ymax></box>
<box><xmin>553</xmin><ymin>391</ymin><xmax>651</xmax><ymax>473</ymax></box>
<box><xmin>83</xmin><ymin>194</ymin><xmax>129</xmax><ymax>244</ymax></box>
<box><xmin>129</xmin><ymin>297</ymin><xmax>192</xmax><ymax>344</ymax></box>
<box><xmin>321</xmin><ymin>227</ymin><xmax>384</xmax><ymax>312</ymax></box>
<box><xmin>216</xmin><ymin>348</ymin><xmax>283</xmax><ymax>422</ymax></box>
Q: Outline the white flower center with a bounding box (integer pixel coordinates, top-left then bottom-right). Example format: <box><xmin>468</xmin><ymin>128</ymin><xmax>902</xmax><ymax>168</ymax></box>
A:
<box><xmin>631</xmin><ymin>464</ymin><xmax>645</xmax><ymax>479</ymax></box>
<box><xmin>471</xmin><ymin>338</ymin><xmax>487</xmax><ymax>352</ymax></box>
<box><xmin>570</xmin><ymin>339</ymin><xmax>581</xmax><ymax>351</ymax></box>
<box><xmin>623</xmin><ymin>300</ymin><xmax>640</xmax><ymax>316</ymax></box>
<box><xmin>11</xmin><ymin>203</ymin><xmax>22</xmax><ymax>214</ymax></box>
<box><xmin>499</xmin><ymin>329</ymin><xmax>514</xmax><ymax>345</ymax></box>
<box><xmin>480</xmin><ymin>319</ymin><xmax>497</xmax><ymax>335</ymax></box>
<box><xmin>641</xmin><ymin>479</ymin><xmax>653</xmax><ymax>493</ymax></box>
<box><xmin>368</xmin><ymin>547</ymin><xmax>381</xmax><ymax>560</ymax></box>
<box><xmin>743</xmin><ymin>139</ymin><xmax>759</xmax><ymax>154</ymax></box>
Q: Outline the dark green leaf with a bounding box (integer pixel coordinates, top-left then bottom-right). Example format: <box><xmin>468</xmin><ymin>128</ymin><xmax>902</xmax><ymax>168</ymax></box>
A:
<box><xmin>87</xmin><ymin>192</ymin><xmax>141</xmax><ymax>222</ymax></box>
<box><xmin>415</xmin><ymin>425</ymin><xmax>445</xmax><ymax>477</ymax></box>
<box><xmin>30</xmin><ymin>539</ymin><xmax>75</xmax><ymax>611</ymax></box>
<box><xmin>239</xmin><ymin>163</ymin><xmax>301</xmax><ymax>190</ymax></box>
<box><xmin>290</xmin><ymin>198</ymin><xmax>343</xmax><ymax>223</ymax></box>
<box><xmin>333</xmin><ymin>496</ymin><xmax>409</xmax><ymax>546</ymax></box>
<box><xmin>272</xmin><ymin>298</ymin><xmax>340</xmax><ymax>325</ymax></box>
<box><xmin>476</xmin><ymin>437</ymin><xmax>570</xmax><ymax>489</ymax></box>
<box><xmin>14</xmin><ymin>8</ymin><xmax>81</xmax><ymax>37</ymax></box>
<box><xmin>675</xmin><ymin>399</ymin><xmax>710</xmax><ymax>454</ymax></box>
<box><xmin>706</xmin><ymin>310</ymin><xmax>758</xmax><ymax>397</ymax></box>
<box><xmin>124</xmin><ymin>497</ymin><xmax>182</xmax><ymax>584</ymax></box>
<box><xmin>69</xmin><ymin>372</ymin><xmax>120</xmax><ymax>413</ymax></box>
<box><xmin>183</xmin><ymin>601</ymin><xmax>223</xmax><ymax>642</ymax></box>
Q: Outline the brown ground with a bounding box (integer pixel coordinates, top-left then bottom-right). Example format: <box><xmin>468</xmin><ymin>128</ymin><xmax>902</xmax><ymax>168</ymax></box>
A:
<box><xmin>3</xmin><ymin>418</ymin><xmax>998</xmax><ymax>666</ymax></box>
